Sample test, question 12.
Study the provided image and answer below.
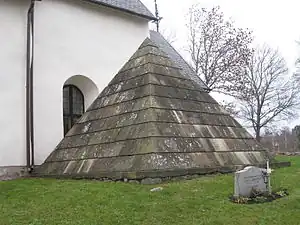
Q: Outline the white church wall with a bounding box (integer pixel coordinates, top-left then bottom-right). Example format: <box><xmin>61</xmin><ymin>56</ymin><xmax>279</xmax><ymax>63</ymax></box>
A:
<box><xmin>0</xmin><ymin>0</ymin><xmax>150</xmax><ymax>168</ymax></box>
<box><xmin>0</xmin><ymin>0</ymin><xmax>29</xmax><ymax>167</ymax></box>
<box><xmin>33</xmin><ymin>0</ymin><xmax>150</xmax><ymax>164</ymax></box>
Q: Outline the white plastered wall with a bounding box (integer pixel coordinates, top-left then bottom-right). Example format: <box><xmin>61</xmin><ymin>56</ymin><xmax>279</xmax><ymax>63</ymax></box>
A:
<box><xmin>0</xmin><ymin>0</ymin><xmax>150</xmax><ymax>166</ymax></box>
<box><xmin>33</xmin><ymin>0</ymin><xmax>150</xmax><ymax>164</ymax></box>
<box><xmin>0</xmin><ymin>0</ymin><xmax>29</xmax><ymax>166</ymax></box>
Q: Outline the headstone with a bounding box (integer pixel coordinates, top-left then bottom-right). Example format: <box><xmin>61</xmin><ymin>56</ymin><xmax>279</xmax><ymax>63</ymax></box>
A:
<box><xmin>234</xmin><ymin>166</ymin><xmax>267</xmax><ymax>197</ymax></box>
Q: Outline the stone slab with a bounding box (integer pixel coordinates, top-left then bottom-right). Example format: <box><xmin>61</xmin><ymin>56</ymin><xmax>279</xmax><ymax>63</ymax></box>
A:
<box><xmin>234</xmin><ymin>166</ymin><xmax>267</xmax><ymax>197</ymax></box>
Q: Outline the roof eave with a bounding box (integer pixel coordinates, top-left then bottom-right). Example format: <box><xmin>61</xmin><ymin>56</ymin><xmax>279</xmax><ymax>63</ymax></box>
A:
<box><xmin>85</xmin><ymin>0</ymin><xmax>158</xmax><ymax>21</ymax></box>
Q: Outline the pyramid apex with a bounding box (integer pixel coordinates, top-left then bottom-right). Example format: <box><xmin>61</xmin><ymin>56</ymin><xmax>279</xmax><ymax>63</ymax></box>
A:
<box><xmin>139</xmin><ymin>37</ymin><xmax>159</xmax><ymax>49</ymax></box>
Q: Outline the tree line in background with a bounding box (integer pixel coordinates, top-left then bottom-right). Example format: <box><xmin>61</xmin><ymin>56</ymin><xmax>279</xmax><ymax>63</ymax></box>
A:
<box><xmin>261</xmin><ymin>126</ymin><xmax>300</xmax><ymax>153</ymax></box>
<box><xmin>185</xmin><ymin>4</ymin><xmax>300</xmax><ymax>148</ymax></box>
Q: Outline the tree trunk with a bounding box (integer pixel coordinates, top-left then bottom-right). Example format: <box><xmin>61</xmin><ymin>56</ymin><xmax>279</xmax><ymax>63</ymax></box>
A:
<box><xmin>256</xmin><ymin>129</ymin><xmax>261</xmax><ymax>142</ymax></box>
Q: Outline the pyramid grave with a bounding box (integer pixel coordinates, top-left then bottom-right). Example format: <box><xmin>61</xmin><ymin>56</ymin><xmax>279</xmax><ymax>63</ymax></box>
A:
<box><xmin>37</xmin><ymin>38</ymin><xmax>268</xmax><ymax>180</ymax></box>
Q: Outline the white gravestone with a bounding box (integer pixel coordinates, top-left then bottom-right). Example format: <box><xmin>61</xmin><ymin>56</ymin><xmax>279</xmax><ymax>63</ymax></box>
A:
<box><xmin>234</xmin><ymin>166</ymin><xmax>267</xmax><ymax>197</ymax></box>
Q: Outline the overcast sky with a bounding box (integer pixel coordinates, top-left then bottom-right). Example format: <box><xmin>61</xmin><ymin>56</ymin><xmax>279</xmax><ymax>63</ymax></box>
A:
<box><xmin>142</xmin><ymin>0</ymin><xmax>300</xmax><ymax>68</ymax></box>
<box><xmin>141</xmin><ymin>0</ymin><xmax>300</xmax><ymax>129</ymax></box>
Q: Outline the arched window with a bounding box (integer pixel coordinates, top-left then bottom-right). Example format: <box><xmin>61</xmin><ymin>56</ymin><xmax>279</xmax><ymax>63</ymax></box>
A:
<box><xmin>63</xmin><ymin>85</ymin><xmax>84</xmax><ymax>135</ymax></box>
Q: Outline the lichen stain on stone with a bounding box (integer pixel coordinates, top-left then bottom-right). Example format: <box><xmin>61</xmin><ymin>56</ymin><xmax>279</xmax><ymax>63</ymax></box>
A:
<box><xmin>190</xmin><ymin>131</ymin><xmax>197</xmax><ymax>137</ymax></box>
<box><xmin>134</xmin><ymin>57</ymin><xmax>145</xmax><ymax>65</ymax></box>
<box><xmin>101</xmin><ymin>97</ymin><xmax>110</xmax><ymax>106</ymax></box>
<box><xmin>177</xmin><ymin>156</ymin><xmax>185</xmax><ymax>162</ymax></box>
<box><xmin>80</xmin><ymin>150</ymin><xmax>87</xmax><ymax>160</ymax></box>
<box><xmin>149</xmin><ymin>154</ymin><xmax>168</xmax><ymax>168</ymax></box>
<box><xmin>83</xmin><ymin>122</ymin><xmax>91</xmax><ymax>133</ymax></box>
<box><xmin>163</xmin><ymin>138</ymin><xmax>178</xmax><ymax>151</ymax></box>
<box><xmin>129</xmin><ymin>113</ymin><xmax>138</xmax><ymax>121</ymax></box>
<box><xmin>116</xmin><ymin>116</ymin><xmax>127</xmax><ymax>127</ymax></box>
<box><xmin>118</xmin><ymin>92</ymin><xmax>128</xmax><ymax>102</ymax></box>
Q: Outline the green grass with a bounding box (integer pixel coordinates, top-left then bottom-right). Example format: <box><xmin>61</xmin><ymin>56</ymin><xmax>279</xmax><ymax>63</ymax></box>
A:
<box><xmin>1</xmin><ymin>156</ymin><xmax>300</xmax><ymax>225</ymax></box>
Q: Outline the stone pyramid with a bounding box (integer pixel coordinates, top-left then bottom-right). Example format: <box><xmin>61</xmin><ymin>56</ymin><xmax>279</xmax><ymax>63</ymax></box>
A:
<box><xmin>38</xmin><ymin>38</ymin><xmax>268</xmax><ymax>180</ymax></box>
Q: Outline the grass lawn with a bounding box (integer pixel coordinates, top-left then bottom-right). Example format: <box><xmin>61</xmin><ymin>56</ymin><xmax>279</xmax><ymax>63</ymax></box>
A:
<box><xmin>1</xmin><ymin>156</ymin><xmax>300</xmax><ymax>225</ymax></box>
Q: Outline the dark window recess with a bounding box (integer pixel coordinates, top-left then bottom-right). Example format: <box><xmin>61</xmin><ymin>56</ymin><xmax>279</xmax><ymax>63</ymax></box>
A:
<box><xmin>63</xmin><ymin>85</ymin><xmax>84</xmax><ymax>135</ymax></box>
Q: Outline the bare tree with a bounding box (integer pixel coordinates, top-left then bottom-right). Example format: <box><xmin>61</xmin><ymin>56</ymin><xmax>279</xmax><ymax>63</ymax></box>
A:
<box><xmin>230</xmin><ymin>45</ymin><xmax>300</xmax><ymax>142</ymax></box>
<box><xmin>187</xmin><ymin>5</ymin><xmax>253</xmax><ymax>92</ymax></box>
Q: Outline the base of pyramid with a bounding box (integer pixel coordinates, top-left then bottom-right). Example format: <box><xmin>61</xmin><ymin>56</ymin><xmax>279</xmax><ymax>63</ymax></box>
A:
<box><xmin>34</xmin><ymin>161</ymin><xmax>290</xmax><ymax>184</ymax></box>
